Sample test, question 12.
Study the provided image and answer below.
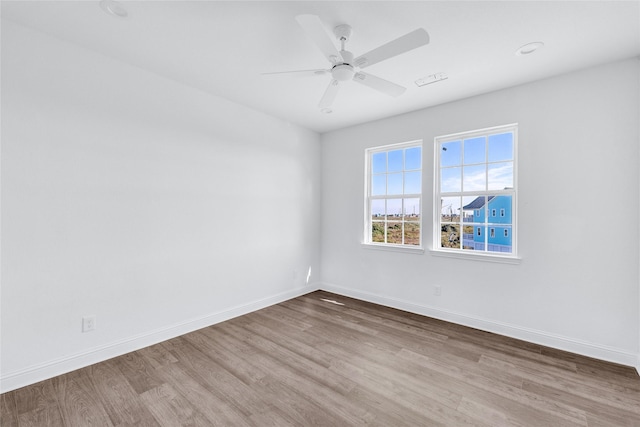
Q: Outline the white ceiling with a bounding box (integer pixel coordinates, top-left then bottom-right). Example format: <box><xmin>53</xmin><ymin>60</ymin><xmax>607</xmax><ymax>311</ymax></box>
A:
<box><xmin>2</xmin><ymin>1</ymin><xmax>639</xmax><ymax>133</ymax></box>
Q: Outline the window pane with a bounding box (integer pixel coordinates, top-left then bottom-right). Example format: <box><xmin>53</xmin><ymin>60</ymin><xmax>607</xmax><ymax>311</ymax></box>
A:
<box><xmin>461</xmin><ymin>196</ymin><xmax>479</xmax><ymax>223</ymax></box>
<box><xmin>388</xmin><ymin>150</ymin><xmax>403</xmax><ymax>172</ymax></box>
<box><xmin>488</xmin><ymin>132</ymin><xmax>513</xmax><ymax>162</ymax></box>
<box><xmin>462</xmin><ymin>195</ymin><xmax>487</xmax><ymax>221</ymax></box>
<box><xmin>463</xmin><ymin>164</ymin><xmax>486</xmax><ymax>191</ymax></box>
<box><xmin>487</xmin><ymin>195</ymin><xmax>512</xmax><ymax>224</ymax></box>
<box><xmin>464</xmin><ymin>137</ymin><xmax>485</xmax><ymax>164</ymax></box>
<box><xmin>462</xmin><ymin>226</ymin><xmax>486</xmax><ymax>251</ymax></box>
<box><xmin>462</xmin><ymin>225</ymin><xmax>475</xmax><ymax>249</ymax></box>
<box><xmin>387</xmin><ymin>198</ymin><xmax>402</xmax><ymax>220</ymax></box>
<box><xmin>404</xmin><ymin>198</ymin><xmax>420</xmax><ymax>220</ymax></box>
<box><xmin>404</xmin><ymin>171</ymin><xmax>421</xmax><ymax>194</ymax></box>
<box><xmin>488</xmin><ymin>225</ymin><xmax>512</xmax><ymax>253</ymax></box>
<box><xmin>441</xmin><ymin>140</ymin><xmax>461</xmax><ymax>167</ymax></box>
<box><xmin>387</xmin><ymin>222</ymin><xmax>402</xmax><ymax>244</ymax></box>
<box><xmin>441</xmin><ymin>167</ymin><xmax>461</xmax><ymax>193</ymax></box>
<box><xmin>372</xmin><ymin>222</ymin><xmax>385</xmax><ymax>243</ymax></box>
<box><xmin>405</xmin><ymin>147</ymin><xmax>421</xmax><ymax>170</ymax></box>
<box><xmin>371</xmin><ymin>199</ymin><xmax>385</xmax><ymax>219</ymax></box>
<box><xmin>404</xmin><ymin>222</ymin><xmax>420</xmax><ymax>246</ymax></box>
<box><xmin>488</xmin><ymin>162</ymin><xmax>513</xmax><ymax>190</ymax></box>
<box><xmin>388</xmin><ymin>173</ymin><xmax>403</xmax><ymax>195</ymax></box>
<box><xmin>440</xmin><ymin>224</ymin><xmax>460</xmax><ymax>249</ymax></box>
<box><xmin>440</xmin><ymin>196</ymin><xmax>460</xmax><ymax>223</ymax></box>
<box><xmin>372</xmin><ymin>174</ymin><xmax>386</xmax><ymax>195</ymax></box>
<box><xmin>372</xmin><ymin>152</ymin><xmax>387</xmax><ymax>173</ymax></box>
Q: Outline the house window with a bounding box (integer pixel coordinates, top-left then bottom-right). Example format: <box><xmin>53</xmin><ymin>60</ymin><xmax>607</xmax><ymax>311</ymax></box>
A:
<box><xmin>435</xmin><ymin>124</ymin><xmax>517</xmax><ymax>257</ymax></box>
<box><xmin>365</xmin><ymin>141</ymin><xmax>422</xmax><ymax>247</ymax></box>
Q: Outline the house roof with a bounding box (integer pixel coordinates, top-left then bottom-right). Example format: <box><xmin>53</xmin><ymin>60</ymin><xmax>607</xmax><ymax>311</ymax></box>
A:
<box><xmin>463</xmin><ymin>196</ymin><xmax>495</xmax><ymax>210</ymax></box>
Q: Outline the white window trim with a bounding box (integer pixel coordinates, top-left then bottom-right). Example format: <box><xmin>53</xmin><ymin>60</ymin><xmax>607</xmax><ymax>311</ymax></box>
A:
<box><xmin>363</xmin><ymin>140</ymin><xmax>423</xmax><ymax>251</ymax></box>
<box><xmin>432</xmin><ymin>123</ymin><xmax>519</xmax><ymax>261</ymax></box>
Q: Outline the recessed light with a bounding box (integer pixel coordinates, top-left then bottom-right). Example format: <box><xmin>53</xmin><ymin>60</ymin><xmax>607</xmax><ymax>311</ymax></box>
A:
<box><xmin>99</xmin><ymin>0</ymin><xmax>128</xmax><ymax>18</ymax></box>
<box><xmin>516</xmin><ymin>42</ymin><xmax>544</xmax><ymax>56</ymax></box>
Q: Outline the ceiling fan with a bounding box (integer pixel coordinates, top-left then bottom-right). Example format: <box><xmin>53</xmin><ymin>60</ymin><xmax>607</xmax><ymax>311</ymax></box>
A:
<box><xmin>264</xmin><ymin>15</ymin><xmax>430</xmax><ymax>111</ymax></box>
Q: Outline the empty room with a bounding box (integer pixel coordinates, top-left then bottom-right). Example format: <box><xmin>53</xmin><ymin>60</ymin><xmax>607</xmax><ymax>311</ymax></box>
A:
<box><xmin>1</xmin><ymin>1</ymin><xmax>639</xmax><ymax>425</ymax></box>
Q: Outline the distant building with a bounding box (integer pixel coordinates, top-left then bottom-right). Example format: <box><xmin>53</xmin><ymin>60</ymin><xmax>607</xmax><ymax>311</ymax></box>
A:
<box><xmin>462</xmin><ymin>196</ymin><xmax>512</xmax><ymax>253</ymax></box>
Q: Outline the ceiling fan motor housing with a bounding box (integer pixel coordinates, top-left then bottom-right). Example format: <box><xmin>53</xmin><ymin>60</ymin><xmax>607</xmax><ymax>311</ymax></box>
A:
<box><xmin>332</xmin><ymin>50</ymin><xmax>355</xmax><ymax>81</ymax></box>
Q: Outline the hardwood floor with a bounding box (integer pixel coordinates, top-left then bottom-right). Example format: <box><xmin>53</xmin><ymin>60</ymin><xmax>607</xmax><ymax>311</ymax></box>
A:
<box><xmin>2</xmin><ymin>290</ymin><xmax>639</xmax><ymax>426</ymax></box>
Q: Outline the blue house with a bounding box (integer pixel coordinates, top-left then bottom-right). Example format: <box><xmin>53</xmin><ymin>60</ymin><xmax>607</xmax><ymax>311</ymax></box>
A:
<box><xmin>462</xmin><ymin>196</ymin><xmax>512</xmax><ymax>253</ymax></box>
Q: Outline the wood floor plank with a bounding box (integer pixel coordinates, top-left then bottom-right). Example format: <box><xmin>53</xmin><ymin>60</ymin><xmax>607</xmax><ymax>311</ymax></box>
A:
<box><xmin>11</xmin><ymin>379</ymin><xmax>65</xmax><ymax>427</ymax></box>
<box><xmin>2</xmin><ymin>290</ymin><xmax>639</xmax><ymax>426</ymax></box>
<box><xmin>153</xmin><ymin>361</ymin><xmax>253</xmax><ymax>427</ymax></box>
<box><xmin>217</xmin><ymin>321</ymin><xmax>359</xmax><ymax>395</ymax></box>
<box><xmin>1</xmin><ymin>391</ymin><xmax>19</xmax><ymax>427</ymax></box>
<box><xmin>213</xmin><ymin>324</ymin><xmax>375</xmax><ymax>425</ymax></box>
<box><xmin>87</xmin><ymin>358</ymin><xmax>160</xmax><ymax>427</ymax></box>
<box><xmin>480</xmin><ymin>354</ymin><xmax>640</xmax><ymax>414</ymax></box>
<box><xmin>160</xmin><ymin>336</ymin><xmax>272</xmax><ymax>418</ymax></box>
<box><xmin>52</xmin><ymin>369</ymin><xmax>114</xmax><ymax>426</ymax></box>
<box><xmin>397</xmin><ymin>348</ymin><xmax>588</xmax><ymax>426</ymax></box>
<box><xmin>139</xmin><ymin>383</ymin><xmax>212</xmax><ymax>426</ymax></box>
<box><xmin>522</xmin><ymin>379</ymin><xmax>640</xmax><ymax>426</ymax></box>
<box><xmin>112</xmin><ymin>350</ymin><xmax>165</xmax><ymax>395</ymax></box>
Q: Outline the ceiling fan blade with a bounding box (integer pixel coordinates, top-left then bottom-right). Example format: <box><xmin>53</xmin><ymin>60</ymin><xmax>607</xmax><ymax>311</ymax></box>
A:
<box><xmin>295</xmin><ymin>14</ymin><xmax>343</xmax><ymax>64</ymax></box>
<box><xmin>353</xmin><ymin>72</ymin><xmax>406</xmax><ymax>97</ymax></box>
<box><xmin>261</xmin><ymin>69</ymin><xmax>329</xmax><ymax>78</ymax></box>
<box><xmin>318</xmin><ymin>79</ymin><xmax>340</xmax><ymax>109</ymax></box>
<box><xmin>354</xmin><ymin>28</ymin><xmax>429</xmax><ymax>69</ymax></box>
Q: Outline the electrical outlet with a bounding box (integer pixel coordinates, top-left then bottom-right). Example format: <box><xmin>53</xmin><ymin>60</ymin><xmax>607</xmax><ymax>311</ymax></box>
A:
<box><xmin>82</xmin><ymin>315</ymin><xmax>96</xmax><ymax>333</ymax></box>
<box><xmin>434</xmin><ymin>285</ymin><xmax>442</xmax><ymax>296</ymax></box>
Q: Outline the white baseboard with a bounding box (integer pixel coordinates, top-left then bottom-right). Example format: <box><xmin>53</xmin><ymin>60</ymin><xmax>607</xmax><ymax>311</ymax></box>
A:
<box><xmin>319</xmin><ymin>282</ymin><xmax>640</xmax><ymax>370</ymax></box>
<box><xmin>0</xmin><ymin>284</ymin><xmax>320</xmax><ymax>393</ymax></box>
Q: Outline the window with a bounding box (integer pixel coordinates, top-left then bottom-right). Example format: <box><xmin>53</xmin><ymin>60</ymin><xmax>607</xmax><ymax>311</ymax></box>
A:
<box><xmin>365</xmin><ymin>141</ymin><xmax>422</xmax><ymax>247</ymax></box>
<box><xmin>435</xmin><ymin>124</ymin><xmax>517</xmax><ymax>257</ymax></box>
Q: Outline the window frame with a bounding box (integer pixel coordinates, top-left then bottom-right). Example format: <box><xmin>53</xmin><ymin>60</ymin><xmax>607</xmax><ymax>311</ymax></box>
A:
<box><xmin>432</xmin><ymin>124</ymin><xmax>519</xmax><ymax>262</ymax></box>
<box><xmin>363</xmin><ymin>140</ymin><xmax>424</xmax><ymax>252</ymax></box>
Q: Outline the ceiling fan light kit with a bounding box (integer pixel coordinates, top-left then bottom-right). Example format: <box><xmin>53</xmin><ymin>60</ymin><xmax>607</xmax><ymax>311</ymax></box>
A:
<box><xmin>266</xmin><ymin>15</ymin><xmax>430</xmax><ymax>112</ymax></box>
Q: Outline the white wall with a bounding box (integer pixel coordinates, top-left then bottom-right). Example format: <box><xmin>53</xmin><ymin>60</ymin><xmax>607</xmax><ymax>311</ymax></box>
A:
<box><xmin>321</xmin><ymin>58</ymin><xmax>640</xmax><ymax>367</ymax></box>
<box><xmin>0</xmin><ymin>21</ymin><xmax>321</xmax><ymax>392</ymax></box>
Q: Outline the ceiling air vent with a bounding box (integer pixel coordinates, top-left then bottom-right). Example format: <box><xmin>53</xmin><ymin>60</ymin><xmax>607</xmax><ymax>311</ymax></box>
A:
<box><xmin>415</xmin><ymin>72</ymin><xmax>448</xmax><ymax>87</ymax></box>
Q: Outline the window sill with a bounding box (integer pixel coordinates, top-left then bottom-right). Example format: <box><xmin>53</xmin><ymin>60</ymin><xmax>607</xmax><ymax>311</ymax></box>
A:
<box><xmin>430</xmin><ymin>249</ymin><xmax>521</xmax><ymax>264</ymax></box>
<box><xmin>361</xmin><ymin>243</ymin><xmax>425</xmax><ymax>254</ymax></box>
